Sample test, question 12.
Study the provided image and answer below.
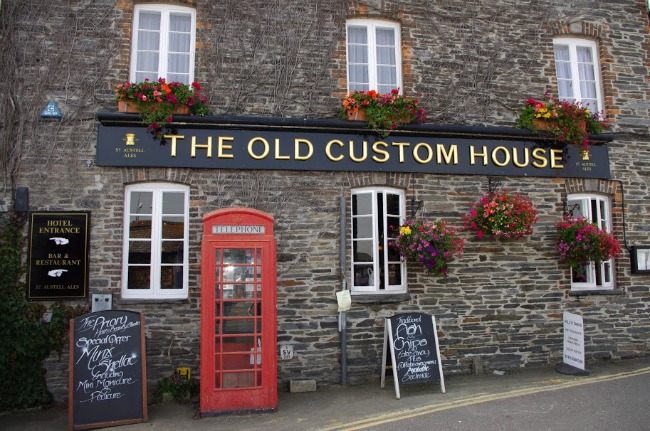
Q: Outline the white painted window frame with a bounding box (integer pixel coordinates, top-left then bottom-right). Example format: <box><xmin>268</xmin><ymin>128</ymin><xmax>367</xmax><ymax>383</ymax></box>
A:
<box><xmin>566</xmin><ymin>193</ymin><xmax>616</xmax><ymax>291</ymax></box>
<box><xmin>553</xmin><ymin>37</ymin><xmax>604</xmax><ymax>113</ymax></box>
<box><xmin>130</xmin><ymin>4</ymin><xmax>196</xmax><ymax>84</ymax></box>
<box><xmin>350</xmin><ymin>187</ymin><xmax>406</xmax><ymax>294</ymax></box>
<box><xmin>122</xmin><ymin>182</ymin><xmax>190</xmax><ymax>299</ymax></box>
<box><xmin>346</xmin><ymin>19</ymin><xmax>402</xmax><ymax>93</ymax></box>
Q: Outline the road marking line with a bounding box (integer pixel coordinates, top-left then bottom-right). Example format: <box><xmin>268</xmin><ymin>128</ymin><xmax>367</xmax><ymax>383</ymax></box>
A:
<box><xmin>319</xmin><ymin>366</ymin><xmax>650</xmax><ymax>431</ymax></box>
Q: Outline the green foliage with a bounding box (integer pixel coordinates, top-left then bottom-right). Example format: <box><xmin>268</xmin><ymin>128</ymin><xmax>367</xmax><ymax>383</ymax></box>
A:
<box><xmin>115</xmin><ymin>78</ymin><xmax>211</xmax><ymax>139</ymax></box>
<box><xmin>515</xmin><ymin>93</ymin><xmax>608</xmax><ymax>152</ymax></box>
<box><xmin>0</xmin><ymin>214</ymin><xmax>87</xmax><ymax>411</ymax></box>
<box><xmin>339</xmin><ymin>89</ymin><xmax>426</xmax><ymax>137</ymax></box>
<box><xmin>156</xmin><ymin>373</ymin><xmax>199</xmax><ymax>404</ymax></box>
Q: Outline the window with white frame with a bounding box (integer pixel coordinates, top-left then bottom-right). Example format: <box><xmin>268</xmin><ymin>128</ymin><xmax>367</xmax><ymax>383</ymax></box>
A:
<box><xmin>351</xmin><ymin>187</ymin><xmax>406</xmax><ymax>293</ymax></box>
<box><xmin>131</xmin><ymin>4</ymin><xmax>196</xmax><ymax>84</ymax></box>
<box><xmin>566</xmin><ymin>193</ymin><xmax>615</xmax><ymax>291</ymax></box>
<box><xmin>122</xmin><ymin>183</ymin><xmax>190</xmax><ymax>299</ymax></box>
<box><xmin>553</xmin><ymin>37</ymin><xmax>603</xmax><ymax>113</ymax></box>
<box><xmin>346</xmin><ymin>19</ymin><xmax>402</xmax><ymax>93</ymax></box>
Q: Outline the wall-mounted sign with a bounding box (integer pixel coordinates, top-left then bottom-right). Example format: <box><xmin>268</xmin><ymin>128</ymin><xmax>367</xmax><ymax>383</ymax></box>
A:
<box><xmin>27</xmin><ymin>211</ymin><xmax>90</xmax><ymax>300</ymax></box>
<box><xmin>212</xmin><ymin>225</ymin><xmax>266</xmax><ymax>234</ymax></box>
<box><xmin>95</xmin><ymin>120</ymin><xmax>611</xmax><ymax>179</ymax></box>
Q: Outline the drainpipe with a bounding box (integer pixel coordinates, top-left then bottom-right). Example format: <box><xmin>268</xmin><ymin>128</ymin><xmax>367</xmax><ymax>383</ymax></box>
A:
<box><xmin>339</xmin><ymin>196</ymin><xmax>348</xmax><ymax>386</ymax></box>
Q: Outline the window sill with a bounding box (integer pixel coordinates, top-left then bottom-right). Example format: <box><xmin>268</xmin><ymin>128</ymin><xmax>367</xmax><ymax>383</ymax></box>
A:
<box><xmin>569</xmin><ymin>288</ymin><xmax>624</xmax><ymax>296</ymax></box>
<box><xmin>119</xmin><ymin>297</ymin><xmax>189</xmax><ymax>303</ymax></box>
<box><xmin>351</xmin><ymin>293</ymin><xmax>411</xmax><ymax>304</ymax></box>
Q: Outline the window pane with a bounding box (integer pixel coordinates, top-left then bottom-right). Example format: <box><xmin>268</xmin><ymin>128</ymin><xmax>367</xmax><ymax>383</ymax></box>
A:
<box><xmin>349</xmin><ymin>65</ymin><xmax>369</xmax><ymax>87</ymax></box>
<box><xmin>576</xmin><ymin>46</ymin><xmax>593</xmax><ymax>63</ymax></box>
<box><xmin>162</xmin><ymin>215</ymin><xmax>184</xmax><ymax>239</ymax></box>
<box><xmin>354</xmin><ymin>264</ymin><xmax>374</xmax><ymax>286</ymax></box>
<box><xmin>170</xmin><ymin>13</ymin><xmax>192</xmax><ymax>32</ymax></box>
<box><xmin>138</xmin><ymin>31</ymin><xmax>161</xmax><ymax>51</ymax></box>
<box><xmin>349</xmin><ymin>45</ymin><xmax>368</xmax><ymax>63</ymax></box>
<box><xmin>348</xmin><ymin>26</ymin><xmax>367</xmax><ymax>44</ymax></box>
<box><xmin>169</xmin><ymin>33</ymin><xmax>191</xmax><ymax>53</ymax></box>
<box><xmin>376</xmin><ymin>28</ymin><xmax>395</xmax><ymax>45</ymax></box>
<box><xmin>131</xmin><ymin>191</ymin><xmax>153</xmax><ymax>214</ymax></box>
<box><xmin>128</xmin><ymin>266</ymin><xmax>150</xmax><ymax>289</ymax></box>
<box><xmin>353</xmin><ymin>240</ymin><xmax>373</xmax><ymax>262</ymax></box>
<box><xmin>129</xmin><ymin>217</ymin><xmax>152</xmax><ymax>239</ymax></box>
<box><xmin>139</xmin><ymin>11</ymin><xmax>161</xmax><ymax>30</ymax></box>
<box><xmin>162</xmin><ymin>191</ymin><xmax>185</xmax><ymax>214</ymax></box>
<box><xmin>554</xmin><ymin>45</ymin><xmax>570</xmax><ymax>61</ymax></box>
<box><xmin>128</xmin><ymin>240</ymin><xmax>151</xmax><ymax>264</ymax></box>
<box><xmin>136</xmin><ymin>53</ymin><xmax>160</xmax><ymax>73</ymax></box>
<box><xmin>387</xmin><ymin>264</ymin><xmax>401</xmax><ymax>286</ymax></box>
<box><xmin>161</xmin><ymin>265</ymin><xmax>183</xmax><ymax>289</ymax></box>
<box><xmin>377</xmin><ymin>66</ymin><xmax>397</xmax><ymax>86</ymax></box>
<box><xmin>224</xmin><ymin>249</ymin><xmax>254</xmax><ymax>264</ymax></box>
<box><xmin>353</xmin><ymin>216</ymin><xmax>373</xmax><ymax>239</ymax></box>
<box><xmin>376</xmin><ymin>47</ymin><xmax>396</xmax><ymax>65</ymax></box>
<box><xmin>352</xmin><ymin>193</ymin><xmax>372</xmax><ymax>215</ymax></box>
<box><xmin>161</xmin><ymin>240</ymin><xmax>184</xmax><ymax>263</ymax></box>
<box><xmin>168</xmin><ymin>53</ymin><xmax>190</xmax><ymax>73</ymax></box>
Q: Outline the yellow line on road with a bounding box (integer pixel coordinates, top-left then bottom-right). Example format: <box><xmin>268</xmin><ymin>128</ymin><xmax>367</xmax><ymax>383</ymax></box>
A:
<box><xmin>320</xmin><ymin>366</ymin><xmax>650</xmax><ymax>431</ymax></box>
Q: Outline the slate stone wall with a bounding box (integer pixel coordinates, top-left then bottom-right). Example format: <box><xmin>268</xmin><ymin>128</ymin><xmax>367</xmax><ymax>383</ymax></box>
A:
<box><xmin>4</xmin><ymin>0</ymin><xmax>648</xmax><ymax>401</ymax></box>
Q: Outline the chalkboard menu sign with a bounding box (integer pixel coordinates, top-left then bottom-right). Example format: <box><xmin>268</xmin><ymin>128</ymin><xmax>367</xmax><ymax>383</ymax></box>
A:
<box><xmin>381</xmin><ymin>312</ymin><xmax>446</xmax><ymax>399</ymax></box>
<box><xmin>27</xmin><ymin>211</ymin><xmax>90</xmax><ymax>300</ymax></box>
<box><xmin>69</xmin><ymin>310</ymin><xmax>147</xmax><ymax>430</ymax></box>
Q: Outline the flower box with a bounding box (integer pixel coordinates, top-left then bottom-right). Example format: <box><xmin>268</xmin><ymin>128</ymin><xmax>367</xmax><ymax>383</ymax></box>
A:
<box><xmin>340</xmin><ymin>89</ymin><xmax>426</xmax><ymax>136</ymax></box>
<box><xmin>115</xmin><ymin>78</ymin><xmax>209</xmax><ymax>139</ymax></box>
<box><xmin>516</xmin><ymin>94</ymin><xmax>607</xmax><ymax>152</ymax></box>
<box><xmin>117</xmin><ymin>100</ymin><xmax>190</xmax><ymax>115</ymax></box>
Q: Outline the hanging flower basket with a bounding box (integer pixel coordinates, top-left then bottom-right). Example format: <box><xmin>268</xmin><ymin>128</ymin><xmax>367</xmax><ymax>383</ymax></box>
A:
<box><xmin>339</xmin><ymin>89</ymin><xmax>426</xmax><ymax>137</ymax></box>
<box><xmin>390</xmin><ymin>218</ymin><xmax>464</xmax><ymax>277</ymax></box>
<box><xmin>516</xmin><ymin>93</ymin><xmax>608</xmax><ymax>153</ymax></box>
<box><xmin>555</xmin><ymin>216</ymin><xmax>622</xmax><ymax>273</ymax></box>
<box><xmin>115</xmin><ymin>78</ymin><xmax>210</xmax><ymax>139</ymax></box>
<box><xmin>463</xmin><ymin>190</ymin><xmax>538</xmax><ymax>240</ymax></box>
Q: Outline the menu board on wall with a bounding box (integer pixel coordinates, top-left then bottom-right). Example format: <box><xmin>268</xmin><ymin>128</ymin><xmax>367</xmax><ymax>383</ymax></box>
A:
<box><xmin>69</xmin><ymin>310</ymin><xmax>147</xmax><ymax>430</ymax></box>
<box><xmin>381</xmin><ymin>312</ymin><xmax>446</xmax><ymax>399</ymax></box>
<box><xmin>27</xmin><ymin>211</ymin><xmax>90</xmax><ymax>300</ymax></box>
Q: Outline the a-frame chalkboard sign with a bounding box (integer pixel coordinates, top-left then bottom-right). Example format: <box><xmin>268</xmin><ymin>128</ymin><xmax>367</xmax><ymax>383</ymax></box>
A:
<box><xmin>381</xmin><ymin>312</ymin><xmax>445</xmax><ymax>399</ymax></box>
<box><xmin>68</xmin><ymin>310</ymin><xmax>147</xmax><ymax>430</ymax></box>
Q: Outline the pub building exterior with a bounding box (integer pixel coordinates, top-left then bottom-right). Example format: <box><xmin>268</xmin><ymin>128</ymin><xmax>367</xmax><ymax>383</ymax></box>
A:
<box><xmin>4</xmin><ymin>0</ymin><xmax>649</xmax><ymax>414</ymax></box>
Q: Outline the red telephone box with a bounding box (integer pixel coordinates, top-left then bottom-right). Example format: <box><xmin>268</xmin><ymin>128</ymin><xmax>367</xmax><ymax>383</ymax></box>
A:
<box><xmin>200</xmin><ymin>208</ymin><xmax>277</xmax><ymax>414</ymax></box>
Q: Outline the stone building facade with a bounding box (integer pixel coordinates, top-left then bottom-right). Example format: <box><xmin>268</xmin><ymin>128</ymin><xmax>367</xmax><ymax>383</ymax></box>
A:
<box><xmin>1</xmin><ymin>0</ymin><xmax>649</xmax><ymax>404</ymax></box>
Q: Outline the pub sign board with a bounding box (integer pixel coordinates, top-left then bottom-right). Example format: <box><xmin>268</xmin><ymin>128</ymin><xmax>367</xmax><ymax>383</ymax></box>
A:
<box><xmin>69</xmin><ymin>310</ymin><xmax>147</xmax><ymax>430</ymax></box>
<box><xmin>381</xmin><ymin>312</ymin><xmax>446</xmax><ymax>399</ymax></box>
<box><xmin>96</xmin><ymin>124</ymin><xmax>611</xmax><ymax>179</ymax></box>
<box><xmin>27</xmin><ymin>211</ymin><xmax>90</xmax><ymax>300</ymax></box>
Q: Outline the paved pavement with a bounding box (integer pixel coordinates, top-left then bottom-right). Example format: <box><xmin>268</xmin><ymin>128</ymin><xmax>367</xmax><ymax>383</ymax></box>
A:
<box><xmin>3</xmin><ymin>356</ymin><xmax>649</xmax><ymax>431</ymax></box>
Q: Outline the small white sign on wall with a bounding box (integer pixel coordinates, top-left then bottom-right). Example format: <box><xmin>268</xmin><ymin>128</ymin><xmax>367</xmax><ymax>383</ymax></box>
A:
<box><xmin>280</xmin><ymin>345</ymin><xmax>293</xmax><ymax>360</ymax></box>
<box><xmin>563</xmin><ymin>312</ymin><xmax>585</xmax><ymax>370</ymax></box>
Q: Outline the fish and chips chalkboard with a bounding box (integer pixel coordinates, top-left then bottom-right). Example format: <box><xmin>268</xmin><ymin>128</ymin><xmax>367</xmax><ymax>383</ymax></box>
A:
<box><xmin>69</xmin><ymin>310</ymin><xmax>147</xmax><ymax>430</ymax></box>
<box><xmin>381</xmin><ymin>312</ymin><xmax>446</xmax><ymax>399</ymax></box>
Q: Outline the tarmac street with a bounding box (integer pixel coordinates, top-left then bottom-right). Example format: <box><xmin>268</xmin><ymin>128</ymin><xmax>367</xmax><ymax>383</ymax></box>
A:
<box><xmin>2</xmin><ymin>356</ymin><xmax>649</xmax><ymax>431</ymax></box>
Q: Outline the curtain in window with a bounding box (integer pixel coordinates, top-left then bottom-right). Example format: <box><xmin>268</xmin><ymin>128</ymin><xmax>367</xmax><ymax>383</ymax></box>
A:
<box><xmin>167</xmin><ymin>13</ymin><xmax>192</xmax><ymax>83</ymax></box>
<box><xmin>577</xmin><ymin>47</ymin><xmax>598</xmax><ymax>112</ymax></box>
<box><xmin>348</xmin><ymin>26</ymin><xmax>369</xmax><ymax>91</ymax></box>
<box><xmin>135</xmin><ymin>12</ymin><xmax>162</xmax><ymax>83</ymax></box>
<box><xmin>375</xmin><ymin>28</ymin><xmax>397</xmax><ymax>93</ymax></box>
<box><xmin>554</xmin><ymin>45</ymin><xmax>573</xmax><ymax>101</ymax></box>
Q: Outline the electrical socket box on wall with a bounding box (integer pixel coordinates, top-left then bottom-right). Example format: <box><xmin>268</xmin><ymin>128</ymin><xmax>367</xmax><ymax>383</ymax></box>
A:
<box><xmin>92</xmin><ymin>294</ymin><xmax>112</xmax><ymax>312</ymax></box>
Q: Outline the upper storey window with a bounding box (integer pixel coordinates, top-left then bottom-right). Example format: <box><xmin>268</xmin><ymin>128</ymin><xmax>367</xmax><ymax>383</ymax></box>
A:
<box><xmin>131</xmin><ymin>5</ymin><xmax>196</xmax><ymax>84</ymax></box>
<box><xmin>553</xmin><ymin>38</ymin><xmax>603</xmax><ymax>113</ymax></box>
<box><xmin>346</xmin><ymin>19</ymin><xmax>402</xmax><ymax>93</ymax></box>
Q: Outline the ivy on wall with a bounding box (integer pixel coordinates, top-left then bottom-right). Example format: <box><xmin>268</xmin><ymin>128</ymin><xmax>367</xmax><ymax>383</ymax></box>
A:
<box><xmin>0</xmin><ymin>213</ymin><xmax>87</xmax><ymax>410</ymax></box>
